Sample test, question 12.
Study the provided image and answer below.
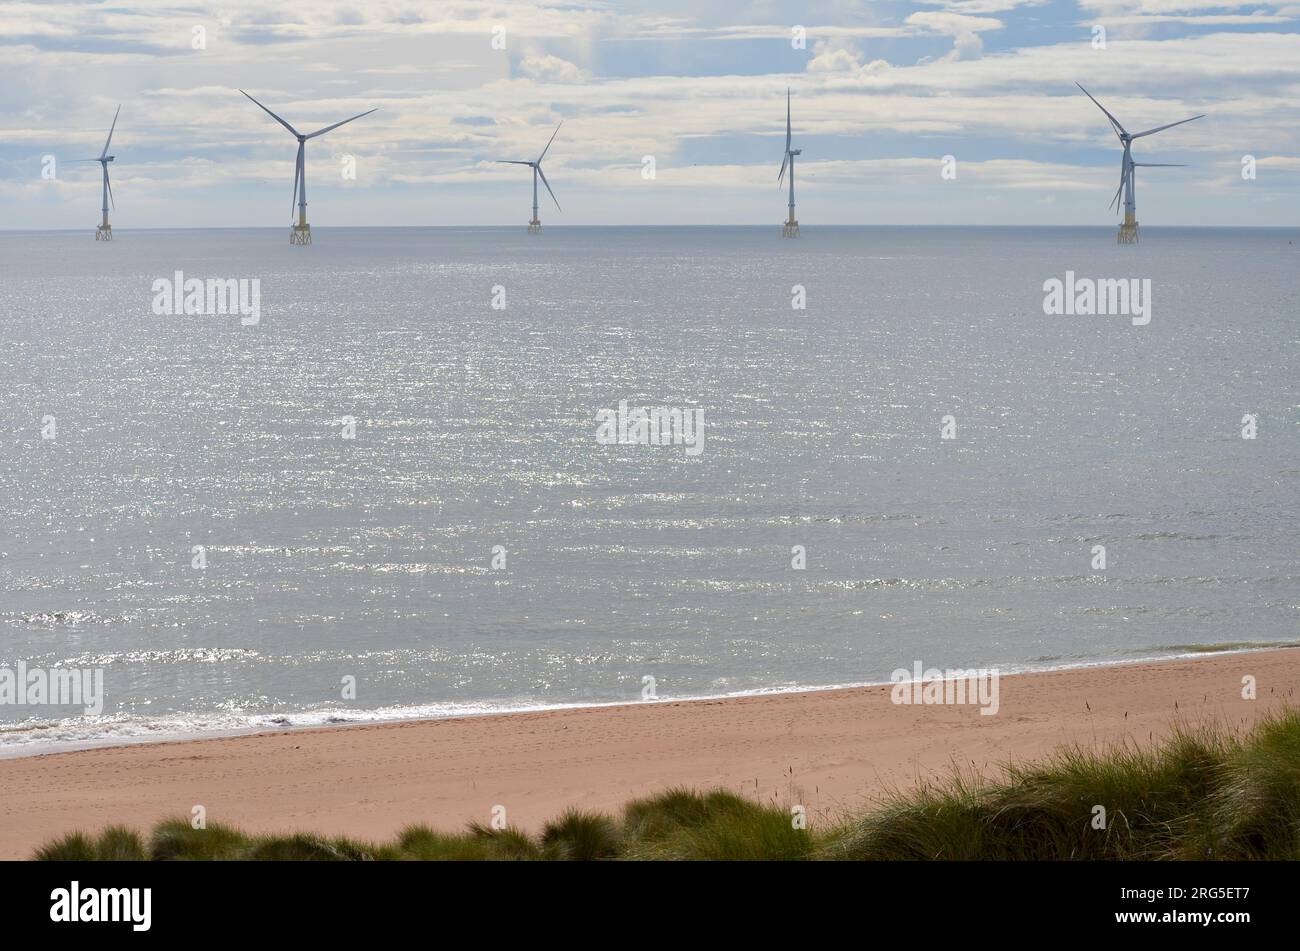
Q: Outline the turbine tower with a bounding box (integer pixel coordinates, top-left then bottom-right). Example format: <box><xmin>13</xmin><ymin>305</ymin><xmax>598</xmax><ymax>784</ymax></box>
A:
<box><xmin>1077</xmin><ymin>83</ymin><xmax>1204</xmax><ymax>244</ymax></box>
<box><xmin>76</xmin><ymin>106</ymin><xmax>120</xmax><ymax>241</ymax></box>
<box><xmin>778</xmin><ymin>89</ymin><xmax>801</xmax><ymax>238</ymax></box>
<box><xmin>240</xmin><ymin>91</ymin><xmax>376</xmax><ymax>245</ymax></box>
<box><xmin>497</xmin><ymin>121</ymin><xmax>562</xmax><ymax>234</ymax></box>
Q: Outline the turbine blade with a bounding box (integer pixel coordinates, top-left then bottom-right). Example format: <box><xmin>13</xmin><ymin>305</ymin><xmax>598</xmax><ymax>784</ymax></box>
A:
<box><xmin>786</xmin><ymin>88</ymin><xmax>792</xmax><ymax>152</ymax></box>
<box><xmin>291</xmin><ymin>155</ymin><xmax>300</xmax><ymax>220</ymax></box>
<box><xmin>106</xmin><ymin>169</ymin><xmax>115</xmax><ymax>210</ymax></box>
<box><xmin>537</xmin><ymin>165</ymin><xmax>560</xmax><ymax>212</ymax></box>
<box><xmin>304</xmin><ymin>108</ymin><xmax>378</xmax><ymax>139</ymax></box>
<box><xmin>1075</xmin><ymin>82</ymin><xmax>1127</xmax><ymax>140</ymax></box>
<box><xmin>537</xmin><ymin>121</ymin><xmax>562</xmax><ymax>163</ymax></box>
<box><xmin>497</xmin><ymin>160</ymin><xmax>533</xmax><ymax>165</ymax></box>
<box><xmin>1132</xmin><ymin>162</ymin><xmax>1187</xmax><ymax>167</ymax></box>
<box><xmin>1130</xmin><ymin>115</ymin><xmax>1205</xmax><ymax>139</ymax></box>
<box><xmin>1109</xmin><ymin>158</ymin><xmax>1125</xmax><ymax>212</ymax></box>
<box><xmin>240</xmin><ymin>90</ymin><xmax>301</xmax><ymax>138</ymax></box>
<box><xmin>101</xmin><ymin>105</ymin><xmax>120</xmax><ymax>159</ymax></box>
<box><xmin>778</xmin><ymin>154</ymin><xmax>788</xmax><ymax>186</ymax></box>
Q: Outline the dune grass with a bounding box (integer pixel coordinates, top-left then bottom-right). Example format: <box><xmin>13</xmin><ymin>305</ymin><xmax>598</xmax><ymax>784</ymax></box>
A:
<box><xmin>32</xmin><ymin>709</ymin><xmax>1300</xmax><ymax>861</ymax></box>
<box><xmin>826</xmin><ymin>710</ymin><xmax>1300</xmax><ymax>860</ymax></box>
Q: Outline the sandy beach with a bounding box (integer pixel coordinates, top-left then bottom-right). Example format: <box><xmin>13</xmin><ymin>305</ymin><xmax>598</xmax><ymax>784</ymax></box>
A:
<box><xmin>1</xmin><ymin>648</ymin><xmax>1296</xmax><ymax>860</ymax></box>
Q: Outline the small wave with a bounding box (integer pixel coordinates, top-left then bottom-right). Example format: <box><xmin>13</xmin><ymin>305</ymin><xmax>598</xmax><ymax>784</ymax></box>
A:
<box><xmin>332</xmin><ymin>562</ymin><xmax>490</xmax><ymax>575</ymax></box>
<box><xmin>1140</xmin><ymin>641</ymin><xmax>1300</xmax><ymax>655</ymax></box>
<box><xmin>5</xmin><ymin>610</ymin><xmax>117</xmax><ymax>627</ymax></box>
<box><xmin>202</xmin><ymin>544</ymin><xmax>352</xmax><ymax>556</ymax></box>
<box><xmin>59</xmin><ymin>648</ymin><xmax>262</xmax><ymax>666</ymax></box>
<box><xmin>1132</xmin><ymin>532</ymin><xmax>1231</xmax><ymax>542</ymax></box>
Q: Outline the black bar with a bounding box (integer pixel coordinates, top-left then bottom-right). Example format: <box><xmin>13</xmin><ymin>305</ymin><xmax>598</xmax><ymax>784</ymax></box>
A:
<box><xmin>3</xmin><ymin>860</ymin><xmax>1280</xmax><ymax>938</ymax></box>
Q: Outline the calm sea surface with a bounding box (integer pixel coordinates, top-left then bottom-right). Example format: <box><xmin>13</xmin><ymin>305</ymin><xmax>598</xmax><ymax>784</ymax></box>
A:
<box><xmin>1</xmin><ymin>226</ymin><xmax>1297</xmax><ymax>753</ymax></box>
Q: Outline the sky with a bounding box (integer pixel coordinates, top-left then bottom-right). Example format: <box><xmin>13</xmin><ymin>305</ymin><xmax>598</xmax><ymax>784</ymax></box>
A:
<box><xmin>1</xmin><ymin>0</ymin><xmax>1298</xmax><ymax>228</ymax></box>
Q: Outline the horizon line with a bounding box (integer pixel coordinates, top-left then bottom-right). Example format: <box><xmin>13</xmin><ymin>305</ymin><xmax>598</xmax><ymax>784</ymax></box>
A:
<box><xmin>4</xmin><ymin>223</ymin><xmax>1298</xmax><ymax>234</ymax></box>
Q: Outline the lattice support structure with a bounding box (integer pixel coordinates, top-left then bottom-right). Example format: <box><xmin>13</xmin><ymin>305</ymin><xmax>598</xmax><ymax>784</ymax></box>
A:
<box><xmin>1118</xmin><ymin>212</ymin><xmax>1139</xmax><ymax>245</ymax></box>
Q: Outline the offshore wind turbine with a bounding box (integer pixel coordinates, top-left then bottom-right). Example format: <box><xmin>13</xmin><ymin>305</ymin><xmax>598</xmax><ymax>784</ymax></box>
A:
<box><xmin>1076</xmin><ymin>83</ymin><xmax>1204</xmax><ymax>244</ymax></box>
<box><xmin>778</xmin><ymin>89</ymin><xmax>801</xmax><ymax>238</ymax></box>
<box><xmin>240</xmin><ymin>91</ymin><xmax>376</xmax><ymax>245</ymax></box>
<box><xmin>75</xmin><ymin>106</ymin><xmax>120</xmax><ymax>241</ymax></box>
<box><xmin>497</xmin><ymin>121</ymin><xmax>562</xmax><ymax>234</ymax></box>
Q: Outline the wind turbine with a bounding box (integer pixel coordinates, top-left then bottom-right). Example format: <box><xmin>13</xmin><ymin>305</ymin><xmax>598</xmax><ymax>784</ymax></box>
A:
<box><xmin>497</xmin><ymin>121</ymin><xmax>562</xmax><ymax>234</ymax></box>
<box><xmin>778</xmin><ymin>89</ymin><xmax>801</xmax><ymax>238</ymax></box>
<box><xmin>1076</xmin><ymin>83</ymin><xmax>1204</xmax><ymax>244</ymax></box>
<box><xmin>75</xmin><ymin>106</ymin><xmax>120</xmax><ymax>241</ymax></box>
<box><xmin>240</xmin><ymin>90</ymin><xmax>376</xmax><ymax>245</ymax></box>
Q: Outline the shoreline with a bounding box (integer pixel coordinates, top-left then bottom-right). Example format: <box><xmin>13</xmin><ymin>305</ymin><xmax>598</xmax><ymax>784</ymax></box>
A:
<box><xmin>3</xmin><ymin>643</ymin><xmax>1294</xmax><ymax>762</ymax></box>
<box><xmin>2</xmin><ymin>646</ymin><xmax>1297</xmax><ymax>860</ymax></box>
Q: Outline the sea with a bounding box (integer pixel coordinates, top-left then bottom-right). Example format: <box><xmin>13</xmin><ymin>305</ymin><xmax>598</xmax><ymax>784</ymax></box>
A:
<box><xmin>1</xmin><ymin>225</ymin><xmax>1297</xmax><ymax>755</ymax></box>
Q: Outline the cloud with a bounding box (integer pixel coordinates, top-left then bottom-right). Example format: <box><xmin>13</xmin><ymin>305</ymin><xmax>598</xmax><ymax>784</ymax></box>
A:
<box><xmin>945</xmin><ymin>30</ymin><xmax>985</xmax><ymax>61</ymax></box>
<box><xmin>905</xmin><ymin>11</ymin><xmax>1005</xmax><ymax>34</ymax></box>
<box><xmin>915</xmin><ymin>0</ymin><xmax>1045</xmax><ymax>11</ymax></box>
<box><xmin>1080</xmin><ymin>0</ymin><xmax>1293</xmax><ymax>13</ymax></box>
<box><xmin>807</xmin><ymin>40</ymin><xmax>863</xmax><ymax>73</ymax></box>
<box><xmin>906</xmin><ymin>10</ymin><xmax>1004</xmax><ymax>60</ymax></box>
<box><xmin>516</xmin><ymin>54</ymin><xmax>591</xmax><ymax>83</ymax></box>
